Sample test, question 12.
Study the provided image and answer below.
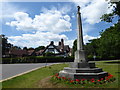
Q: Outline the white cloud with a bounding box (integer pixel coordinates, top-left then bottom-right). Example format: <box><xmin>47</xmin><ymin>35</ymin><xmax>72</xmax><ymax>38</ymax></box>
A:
<box><xmin>8</xmin><ymin>31</ymin><xmax>69</xmax><ymax>48</ymax></box>
<box><xmin>1</xmin><ymin>2</ymin><xmax>25</xmax><ymax>19</ymax></box>
<box><xmin>6</xmin><ymin>9</ymin><xmax>72</xmax><ymax>34</ymax></box>
<box><xmin>8</xmin><ymin>33</ymin><xmax>98</xmax><ymax>48</ymax></box>
<box><xmin>72</xmin><ymin>0</ymin><xmax>115</xmax><ymax>24</ymax></box>
<box><xmin>83</xmin><ymin>35</ymin><xmax>99</xmax><ymax>44</ymax></box>
<box><xmin>5</xmin><ymin>5</ymin><xmax>73</xmax><ymax>48</ymax></box>
<box><xmin>6</xmin><ymin>12</ymin><xmax>33</xmax><ymax>30</ymax></box>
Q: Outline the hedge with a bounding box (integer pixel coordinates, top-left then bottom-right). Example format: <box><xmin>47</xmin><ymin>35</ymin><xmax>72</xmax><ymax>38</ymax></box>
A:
<box><xmin>2</xmin><ymin>56</ymin><xmax>74</xmax><ymax>64</ymax></box>
<box><xmin>2</xmin><ymin>55</ymin><xmax>118</xmax><ymax>64</ymax></box>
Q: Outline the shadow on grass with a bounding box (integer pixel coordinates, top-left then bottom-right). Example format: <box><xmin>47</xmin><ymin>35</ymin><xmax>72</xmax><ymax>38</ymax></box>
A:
<box><xmin>115</xmin><ymin>72</ymin><xmax>120</xmax><ymax>74</ymax></box>
<box><xmin>104</xmin><ymin>61</ymin><xmax>120</xmax><ymax>64</ymax></box>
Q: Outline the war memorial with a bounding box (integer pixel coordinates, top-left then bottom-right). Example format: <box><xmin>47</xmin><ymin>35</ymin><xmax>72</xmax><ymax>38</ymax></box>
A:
<box><xmin>59</xmin><ymin>6</ymin><xmax>108</xmax><ymax>80</ymax></box>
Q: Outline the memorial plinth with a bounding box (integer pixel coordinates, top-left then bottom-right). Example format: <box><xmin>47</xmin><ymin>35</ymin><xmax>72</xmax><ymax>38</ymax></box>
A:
<box><xmin>59</xmin><ymin>6</ymin><xmax>108</xmax><ymax>80</ymax></box>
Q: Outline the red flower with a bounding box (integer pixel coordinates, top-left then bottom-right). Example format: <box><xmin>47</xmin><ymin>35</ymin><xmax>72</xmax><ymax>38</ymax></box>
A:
<box><xmin>81</xmin><ymin>79</ymin><xmax>85</xmax><ymax>81</ymax></box>
<box><xmin>90</xmin><ymin>78</ymin><xmax>95</xmax><ymax>82</ymax></box>
<box><xmin>101</xmin><ymin>78</ymin><xmax>103</xmax><ymax>80</ymax></box>
<box><xmin>92</xmin><ymin>80</ymin><xmax>95</xmax><ymax>82</ymax></box>
<box><xmin>55</xmin><ymin>73</ymin><xmax>59</xmax><ymax>76</ymax></box>
<box><xmin>76</xmin><ymin>79</ymin><xmax>80</xmax><ymax>82</ymax></box>
<box><xmin>91</xmin><ymin>78</ymin><xmax>95</xmax><ymax>81</ymax></box>
<box><xmin>97</xmin><ymin>80</ymin><xmax>100</xmax><ymax>82</ymax></box>
<box><xmin>106</xmin><ymin>78</ymin><xmax>109</xmax><ymax>80</ymax></box>
<box><xmin>108</xmin><ymin>73</ymin><xmax>113</xmax><ymax>77</ymax></box>
<box><xmin>68</xmin><ymin>78</ymin><xmax>71</xmax><ymax>80</ymax></box>
<box><xmin>58</xmin><ymin>77</ymin><xmax>61</xmax><ymax>79</ymax></box>
<box><xmin>62</xmin><ymin>77</ymin><xmax>66</xmax><ymax>80</ymax></box>
<box><xmin>70</xmin><ymin>80</ymin><xmax>74</xmax><ymax>83</ymax></box>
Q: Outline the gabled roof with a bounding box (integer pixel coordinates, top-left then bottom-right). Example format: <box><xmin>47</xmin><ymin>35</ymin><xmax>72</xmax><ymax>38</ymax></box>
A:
<box><xmin>27</xmin><ymin>50</ymin><xmax>35</xmax><ymax>55</ymax></box>
<box><xmin>9</xmin><ymin>49</ymin><xmax>27</xmax><ymax>56</ymax></box>
<box><xmin>42</xmin><ymin>44</ymin><xmax>61</xmax><ymax>54</ymax></box>
<box><xmin>35</xmin><ymin>49</ymin><xmax>44</xmax><ymax>55</ymax></box>
<box><xmin>56</xmin><ymin>45</ymin><xmax>70</xmax><ymax>52</ymax></box>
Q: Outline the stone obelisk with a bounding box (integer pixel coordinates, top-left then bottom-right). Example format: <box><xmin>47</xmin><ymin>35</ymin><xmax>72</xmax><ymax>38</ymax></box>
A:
<box><xmin>74</xmin><ymin>6</ymin><xmax>87</xmax><ymax>63</ymax></box>
<box><xmin>59</xmin><ymin>6</ymin><xmax>108</xmax><ymax>80</ymax></box>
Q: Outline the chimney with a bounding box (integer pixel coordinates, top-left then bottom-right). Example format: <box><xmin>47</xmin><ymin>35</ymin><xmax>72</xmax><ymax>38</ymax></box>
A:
<box><xmin>58</xmin><ymin>41</ymin><xmax>61</xmax><ymax>46</ymax></box>
<box><xmin>61</xmin><ymin>39</ymin><xmax>64</xmax><ymax>52</ymax></box>
<box><xmin>50</xmin><ymin>41</ymin><xmax>54</xmax><ymax>45</ymax></box>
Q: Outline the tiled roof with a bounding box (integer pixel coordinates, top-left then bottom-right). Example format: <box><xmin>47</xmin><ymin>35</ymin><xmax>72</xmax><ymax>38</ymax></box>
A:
<box><xmin>27</xmin><ymin>50</ymin><xmax>35</xmax><ymax>55</ymax></box>
<box><xmin>9</xmin><ymin>49</ymin><xmax>27</xmax><ymax>56</ymax></box>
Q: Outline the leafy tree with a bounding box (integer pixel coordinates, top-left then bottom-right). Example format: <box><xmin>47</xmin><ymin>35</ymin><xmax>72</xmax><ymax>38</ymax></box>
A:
<box><xmin>11</xmin><ymin>46</ymin><xmax>21</xmax><ymax>50</ymax></box>
<box><xmin>98</xmin><ymin>23</ymin><xmax>120</xmax><ymax>58</ymax></box>
<box><xmin>23</xmin><ymin>47</ymin><xmax>28</xmax><ymax>50</ymax></box>
<box><xmin>35</xmin><ymin>46</ymin><xmax>45</xmax><ymax>51</ymax></box>
<box><xmin>100</xmin><ymin>1</ymin><xmax>120</xmax><ymax>22</ymax></box>
<box><xmin>85</xmin><ymin>39</ymin><xmax>100</xmax><ymax>56</ymax></box>
<box><xmin>0</xmin><ymin>34</ymin><xmax>12</xmax><ymax>56</ymax></box>
<box><xmin>72</xmin><ymin>39</ymin><xmax>77</xmax><ymax>56</ymax></box>
<box><xmin>72</xmin><ymin>22</ymin><xmax>120</xmax><ymax>59</ymax></box>
<box><xmin>28</xmin><ymin>47</ymin><xmax>34</xmax><ymax>50</ymax></box>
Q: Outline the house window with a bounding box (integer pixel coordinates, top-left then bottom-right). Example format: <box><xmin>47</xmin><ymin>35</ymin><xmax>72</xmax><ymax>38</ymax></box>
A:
<box><xmin>48</xmin><ymin>48</ymin><xmax>55</xmax><ymax>53</ymax></box>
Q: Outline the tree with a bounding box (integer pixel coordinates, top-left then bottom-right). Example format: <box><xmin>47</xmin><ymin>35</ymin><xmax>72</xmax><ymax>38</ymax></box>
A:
<box><xmin>11</xmin><ymin>46</ymin><xmax>21</xmax><ymax>50</ymax></box>
<box><xmin>84</xmin><ymin>22</ymin><xmax>120</xmax><ymax>59</ymax></box>
<box><xmin>23</xmin><ymin>47</ymin><xmax>28</xmax><ymax>50</ymax></box>
<box><xmin>72</xmin><ymin>39</ymin><xmax>77</xmax><ymax>56</ymax></box>
<box><xmin>35</xmin><ymin>46</ymin><xmax>45</xmax><ymax>51</ymax></box>
<box><xmin>85</xmin><ymin>39</ymin><xmax>100</xmax><ymax>57</ymax></box>
<box><xmin>100</xmin><ymin>1</ymin><xmax>120</xmax><ymax>22</ymax></box>
<box><xmin>0</xmin><ymin>34</ymin><xmax>12</xmax><ymax>56</ymax></box>
<box><xmin>72</xmin><ymin>22</ymin><xmax>120</xmax><ymax>59</ymax></box>
<box><xmin>98</xmin><ymin>23</ymin><xmax>120</xmax><ymax>58</ymax></box>
<box><xmin>28</xmin><ymin>47</ymin><xmax>34</xmax><ymax>50</ymax></box>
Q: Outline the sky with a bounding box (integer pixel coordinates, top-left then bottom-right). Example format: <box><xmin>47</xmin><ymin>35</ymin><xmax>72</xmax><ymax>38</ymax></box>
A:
<box><xmin>1</xmin><ymin>0</ymin><xmax>117</xmax><ymax>48</ymax></box>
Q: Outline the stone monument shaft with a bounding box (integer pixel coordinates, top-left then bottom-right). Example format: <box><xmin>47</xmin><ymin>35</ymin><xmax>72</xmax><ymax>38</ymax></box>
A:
<box><xmin>74</xmin><ymin>6</ymin><xmax>86</xmax><ymax>63</ymax></box>
<box><xmin>77</xmin><ymin>6</ymin><xmax>84</xmax><ymax>51</ymax></box>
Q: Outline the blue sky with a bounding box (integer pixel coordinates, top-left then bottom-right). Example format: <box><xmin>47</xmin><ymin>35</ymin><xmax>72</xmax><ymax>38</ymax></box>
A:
<box><xmin>1</xmin><ymin>0</ymin><xmax>117</xmax><ymax>48</ymax></box>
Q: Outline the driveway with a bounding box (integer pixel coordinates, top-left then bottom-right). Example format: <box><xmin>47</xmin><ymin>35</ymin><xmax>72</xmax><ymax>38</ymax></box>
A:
<box><xmin>1</xmin><ymin>63</ymin><xmax>54</xmax><ymax>81</ymax></box>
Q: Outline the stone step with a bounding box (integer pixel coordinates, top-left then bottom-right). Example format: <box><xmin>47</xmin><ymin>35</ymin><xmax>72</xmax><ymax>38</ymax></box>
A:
<box><xmin>59</xmin><ymin>70</ymin><xmax>108</xmax><ymax>80</ymax></box>
<box><xmin>64</xmin><ymin>67</ymin><xmax>103</xmax><ymax>73</ymax></box>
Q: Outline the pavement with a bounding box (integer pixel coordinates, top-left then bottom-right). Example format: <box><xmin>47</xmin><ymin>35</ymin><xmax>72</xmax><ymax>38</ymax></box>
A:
<box><xmin>1</xmin><ymin>63</ymin><xmax>55</xmax><ymax>82</ymax></box>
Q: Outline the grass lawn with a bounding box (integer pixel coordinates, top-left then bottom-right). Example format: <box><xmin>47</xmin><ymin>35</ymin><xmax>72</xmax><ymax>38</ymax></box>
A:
<box><xmin>2</xmin><ymin>60</ymin><xmax>120</xmax><ymax>88</ymax></box>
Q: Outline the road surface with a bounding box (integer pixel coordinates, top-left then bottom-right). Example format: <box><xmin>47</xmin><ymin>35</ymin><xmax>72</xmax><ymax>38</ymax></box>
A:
<box><xmin>1</xmin><ymin>63</ymin><xmax>54</xmax><ymax>80</ymax></box>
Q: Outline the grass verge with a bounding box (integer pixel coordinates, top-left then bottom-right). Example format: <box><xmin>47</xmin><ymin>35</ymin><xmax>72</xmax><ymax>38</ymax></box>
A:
<box><xmin>2</xmin><ymin>60</ymin><xmax>120</xmax><ymax>88</ymax></box>
<box><xmin>2</xmin><ymin>63</ymin><xmax>68</xmax><ymax>88</ymax></box>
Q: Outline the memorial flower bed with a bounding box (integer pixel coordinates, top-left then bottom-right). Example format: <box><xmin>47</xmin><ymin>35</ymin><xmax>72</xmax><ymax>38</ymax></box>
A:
<box><xmin>51</xmin><ymin>73</ymin><xmax>116</xmax><ymax>85</ymax></box>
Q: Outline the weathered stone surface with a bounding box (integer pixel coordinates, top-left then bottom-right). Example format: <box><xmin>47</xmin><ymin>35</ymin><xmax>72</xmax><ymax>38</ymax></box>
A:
<box><xmin>59</xmin><ymin>70</ymin><xmax>108</xmax><ymax>80</ymax></box>
<box><xmin>69</xmin><ymin>62</ymin><xmax>95</xmax><ymax>68</ymax></box>
<box><xmin>63</xmin><ymin>67</ymin><xmax>103</xmax><ymax>73</ymax></box>
<box><xmin>74</xmin><ymin>50</ymin><xmax>87</xmax><ymax>63</ymax></box>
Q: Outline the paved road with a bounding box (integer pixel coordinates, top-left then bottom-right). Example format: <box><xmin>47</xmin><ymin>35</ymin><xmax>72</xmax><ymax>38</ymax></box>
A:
<box><xmin>1</xmin><ymin>63</ymin><xmax>54</xmax><ymax>80</ymax></box>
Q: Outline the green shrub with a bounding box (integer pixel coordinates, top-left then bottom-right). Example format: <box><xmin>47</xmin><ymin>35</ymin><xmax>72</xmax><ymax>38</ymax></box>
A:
<box><xmin>2</xmin><ymin>56</ymin><xmax>74</xmax><ymax>64</ymax></box>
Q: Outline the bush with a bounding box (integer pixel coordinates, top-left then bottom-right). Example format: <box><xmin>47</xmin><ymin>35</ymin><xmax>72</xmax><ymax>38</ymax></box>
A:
<box><xmin>2</xmin><ymin>56</ymin><xmax>74</xmax><ymax>64</ymax></box>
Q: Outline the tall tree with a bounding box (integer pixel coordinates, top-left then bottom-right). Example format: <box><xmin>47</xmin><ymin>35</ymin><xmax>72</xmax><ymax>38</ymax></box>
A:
<box><xmin>98</xmin><ymin>23</ymin><xmax>120</xmax><ymax>58</ymax></box>
<box><xmin>0</xmin><ymin>34</ymin><xmax>12</xmax><ymax>56</ymax></box>
<box><xmin>100</xmin><ymin>1</ymin><xmax>120</xmax><ymax>22</ymax></box>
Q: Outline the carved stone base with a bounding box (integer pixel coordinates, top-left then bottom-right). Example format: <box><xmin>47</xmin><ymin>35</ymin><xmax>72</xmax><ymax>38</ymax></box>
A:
<box><xmin>59</xmin><ymin>62</ymin><xmax>108</xmax><ymax>80</ymax></box>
